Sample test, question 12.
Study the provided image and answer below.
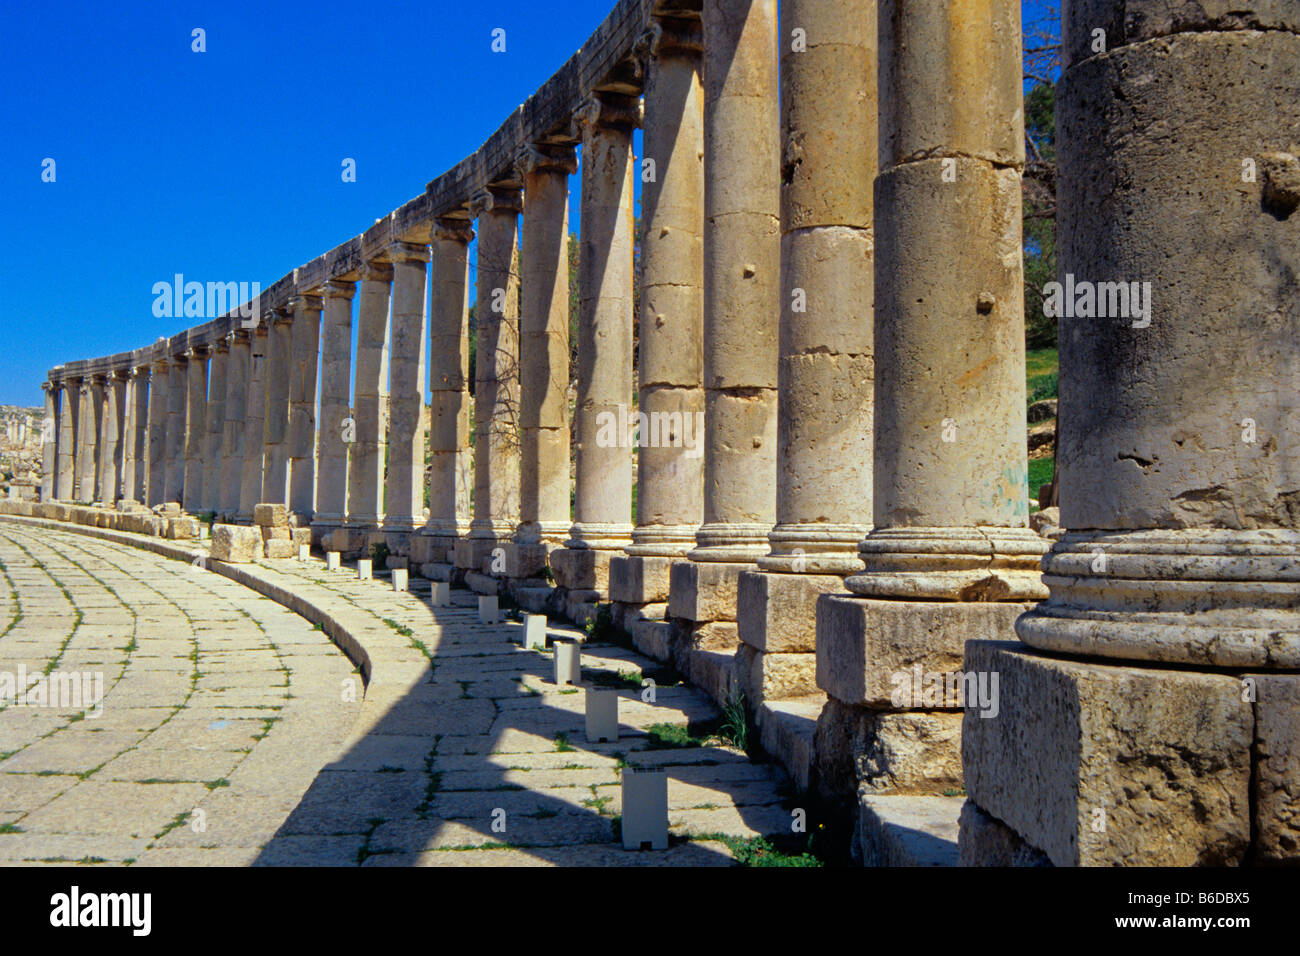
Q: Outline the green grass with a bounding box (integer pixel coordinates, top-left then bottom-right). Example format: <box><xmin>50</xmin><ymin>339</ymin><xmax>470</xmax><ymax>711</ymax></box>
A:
<box><xmin>554</xmin><ymin>732</ymin><xmax>574</xmax><ymax>753</ymax></box>
<box><xmin>1029</xmin><ymin>458</ymin><xmax>1055</xmax><ymax>504</ymax></box>
<box><xmin>1026</xmin><ymin>347</ymin><xmax>1059</xmax><ymax>405</ymax></box>
<box><xmin>645</xmin><ymin>722</ymin><xmax>709</xmax><ymax>750</ymax></box>
<box><xmin>694</xmin><ymin>833</ymin><xmax>822</xmax><ymax>867</ymax></box>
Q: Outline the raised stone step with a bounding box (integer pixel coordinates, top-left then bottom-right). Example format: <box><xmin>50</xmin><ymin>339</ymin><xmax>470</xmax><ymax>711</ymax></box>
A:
<box><xmin>857</xmin><ymin>795</ymin><xmax>963</xmax><ymax>867</ymax></box>
<box><xmin>758</xmin><ymin>695</ymin><xmax>824</xmax><ymax>793</ymax></box>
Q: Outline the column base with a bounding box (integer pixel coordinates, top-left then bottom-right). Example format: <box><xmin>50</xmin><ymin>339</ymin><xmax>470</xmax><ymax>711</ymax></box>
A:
<box><xmin>847</xmin><ymin>526</ymin><xmax>1049</xmax><ymax>601</ymax></box>
<box><xmin>625</xmin><ymin>524</ymin><xmax>698</xmax><ymax>558</ymax></box>
<box><xmin>758</xmin><ymin>523</ymin><xmax>867</xmax><ymax>574</ymax></box>
<box><xmin>564</xmin><ymin>521</ymin><xmax>633</xmax><ymax>551</ymax></box>
<box><xmin>688</xmin><ymin>522</ymin><xmax>770</xmax><ymax>563</ymax></box>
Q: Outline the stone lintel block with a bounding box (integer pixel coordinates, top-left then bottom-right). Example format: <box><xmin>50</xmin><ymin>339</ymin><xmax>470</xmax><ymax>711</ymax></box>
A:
<box><xmin>668</xmin><ymin>560</ymin><xmax>747</xmax><ymax>623</ymax></box>
<box><xmin>814</xmin><ymin>697</ymin><xmax>963</xmax><ymax>801</ymax></box>
<box><xmin>550</xmin><ymin>547</ymin><xmax>613</xmax><ymax>591</ymax></box>
<box><xmin>738</xmin><ymin>571</ymin><xmax>844</xmax><ymax>653</ymax></box>
<box><xmin>609</xmin><ymin>555</ymin><xmax>673</xmax><ymax>604</ymax></box>
<box><xmin>1251</xmin><ymin>673</ymin><xmax>1300</xmax><ymax>864</ymax></box>
<box><xmin>253</xmin><ymin>502</ymin><xmax>288</xmax><ymax>527</ymax></box>
<box><xmin>817</xmin><ymin>596</ymin><xmax>1029</xmax><ymax>708</ymax></box>
<box><xmin>735</xmin><ymin>644</ymin><xmax>818</xmax><ymax>711</ymax></box>
<box><xmin>958</xmin><ymin>799</ymin><xmax>1053</xmax><ymax>867</ymax></box>
<box><xmin>961</xmin><ymin>641</ymin><xmax>1252</xmax><ymax>866</ymax></box>
<box><xmin>210</xmin><ymin>524</ymin><xmax>262</xmax><ymax>563</ymax></box>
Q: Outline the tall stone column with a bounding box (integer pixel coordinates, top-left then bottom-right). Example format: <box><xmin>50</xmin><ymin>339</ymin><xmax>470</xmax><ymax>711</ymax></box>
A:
<box><xmin>961</xmin><ymin>2</ymin><xmax>1300</xmax><ymax>867</ymax></box>
<box><xmin>56</xmin><ymin>378</ymin><xmax>78</xmax><ymax>500</ymax></box>
<box><xmin>146</xmin><ymin>356</ymin><xmax>169</xmax><ymax>506</ymax></box>
<box><xmin>221</xmin><ymin>332</ymin><xmax>250</xmax><ymax>519</ymax></box>
<box><xmin>514</xmin><ymin>143</ymin><xmax>576</xmax><ymax>573</ymax></box>
<box><xmin>97</xmin><ymin>371</ymin><xmax>124</xmax><ymax>505</ymax></box>
<box><xmin>666</xmin><ymin>0</ymin><xmax>780</xmax><ymax>698</ymax></box>
<box><xmin>417</xmin><ymin>219</ymin><xmax>474</xmax><ymax>576</ymax></box>
<box><xmin>116</xmin><ymin>375</ymin><xmax>133</xmax><ymax>503</ymax></box>
<box><xmin>77</xmin><ymin>377</ymin><xmax>102</xmax><ymax>502</ymax></box>
<box><xmin>610</xmin><ymin>15</ymin><xmax>707</xmax><ymax>647</ymax></box>
<box><xmin>40</xmin><ymin>382</ymin><xmax>56</xmax><ymax>500</ymax></box>
<box><xmin>382</xmin><ymin>242</ymin><xmax>430</xmax><ymax>554</ymax></box>
<box><xmin>182</xmin><ymin>347</ymin><xmax>209</xmax><ymax>509</ymax></box>
<box><xmin>735</xmin><ymin>0</ymin><xmax>877</xmax><ymax>772</ymax></box>
<box><xmin>202</xmin><ymin>341</ymin><xmax>228</xmax><ymax>514</ymax></box>
<box><xmin>239</xmin><ymin>326</ymin><xmax>269</xmax><ymax>522</ymax></box>
<box><xmin>552</xmin><ymin>95</ymin><xmax>637</xmax><ymax>614</ymax></box>
<box><xmin>286</xmin><ymin>294</ymin><xmax>323</xmax><ymax>520</ymax></box>
<box><xmin>811</xmin><ymin>0</ymin><xmax>1041</xmax><ymax>863</ymax></box>
<box><xmin>455</xmin><ymin>187</ymin><xmax>522</xmax><ymax>580</ymax></box>
<box><xmin>121</xmin><ymin>367</ymin><xmax>144</xmax><ymax>504</ymax></box>
<box><xmin>164</xmin><ymin>355</ymin><xmax>187</xmax><ymax>504</ymax></box>
<box><xmin>345</xmin><ymin>261</ymin><xmax>392</xmax><ymax>546</ymax></box>
<box><xmin>313</xmin><ymin>280</ymin><xmax>355</xmax><ymax>537</ymax></box>
<box><xmin>261</xmin><ymin>310</ymin><xmax>292</xmax><ymax>506</ymax></box>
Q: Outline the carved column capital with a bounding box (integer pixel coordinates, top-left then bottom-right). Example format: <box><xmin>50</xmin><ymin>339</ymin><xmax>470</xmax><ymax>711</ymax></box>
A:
<box><xmin>514</xmin><ymin>143</ymin><xmax>578</xmax><ymax>179</ymax></box>
<box><xmin>359</xmin><ymin>259</ymin><xmax>394</xmax><ymax>283</ymax></box>
<box><xmin>432</xmin><ymin>217</ymin><xmax>476</xmax><ymax>245</ymax></box>
<box><xmin>469</xmin><ymin>185</ymin><xmax>524</xmax><ymax>217</ymax></box>
<box><xmin>387</xmin><ymin>240</ymin><xmax>431</xmax><ymax>265</ymax></box>
<box><xmin>569</xmin><ymin>93</ymin><xmax>641</xmax><ymax>140</ymax></box>
<box><xmin>320</xmin><ymin>279</ymin><xmax>357</xmax><ymax>300</ymax></box>
<box><xmin>287</xmin><ymin>293</ymin><xmax>325</xmax><ymax>312</ymax></box>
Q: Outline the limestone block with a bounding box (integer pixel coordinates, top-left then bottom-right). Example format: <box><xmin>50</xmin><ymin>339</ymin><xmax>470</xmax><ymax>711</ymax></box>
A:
<box><xmin>165</xmin><ymin>517</ymin><xmax>199</xmax><ymax>540</ymax></box>
<box><xmin>1251</xmin><ymin>674</ymin><xmax>1300</xmax><ymax>864</ymax></box>
<box><xmin>684</xmin><ymin>649</ymin><xmax>737</xmax><ymax>710</ymax></box>
<box><xmin>253</xmin><ymin>502</ymin><xmax>289</xmax><ymax>527</ymax></box>
<box><xmin>734</xmin><ymin>644</ymin><xmax>818</xmax><ymax>710</ymax></box>
<box><xmin>961</xmin><ymin>641</ymin><xmax>1252</xmax><ymax>866</ymax></box>
<box><xmin>814</xmin><ymin>698</ymin><xmax>963</xmax><ymax>800</ymax></box>
<box><xmin>958</xmin><ymin>799</ymin><xmax>1052</xmax><ymax>867</ymax></box>
<box><xmin>737</xmin><ymin>571</ymin><xmax>843</xmax><ymax>653</ymax></box>
<box><xmin>632</xmin><ymin>620</ymin><xmax>673</xmax><ymax>662</ymax></box>
<box><xmin>668</xmin><ymin>561</ymin><xmax>746</xmax><ymax>622</ymax></box>
<box><xmin>290</xmin><ymin>527</ymin><xmax>311</xmax><ymax>546</ymax></box>
<box><xmin>261</xmin><ymin>525</ymin><xmax>290</xmax><ymax>541</ymax></box>
<box><xmin>264</xmin><ymin>539</ymin><xmax>296</xmax><ymax>559</ymax></box>
<box><xmin>210</xmin><ymin>524</ymin><xmax>262</xmax><ymax>563</ymax></box>
<box><xmin>857</xmin><ymin>795</ymin><xmax>963</xmax><ymax>867</ymax></box>
<box><xmin>495</xmin><ymin>542</ymin><xmax>550</xmax><ymax>579</ymax></box>
<box><xmin>816</xmin><ymin>596</ymin><xmax>1029</xmax><ymax>708</ymax></box>
<box><xmin>757</xmin><ymin>697</ymin><xmax>823</xmax><ymax>793</ymax></box>
<box><xmin>550</xmin><ymin>547</ymin><xmax>613</xmax><ymax>591</ymax></box>
<box><xmin>609</xmin><ymin>555</ymin><xmax>673</xmax><ymax>604</ymax></box>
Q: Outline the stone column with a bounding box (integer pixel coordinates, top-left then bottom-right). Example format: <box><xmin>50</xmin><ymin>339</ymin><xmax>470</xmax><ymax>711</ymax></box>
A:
<box><xmin>417</xmin><ymin>219</ymin><xmax>474</xmax><ymax>576</ymax></box>
<box><xmin>514</xmin><ymin>143</ymin><xmax>576</xmax><ymax>573</ymax></box>
<box><xmin>239</xmin><ymin>326</ymin><xmax>269</xmax><ymax>522</ymax></box>
<box><xmin>382</xmin><ymin>242</ymin><xmax>430</xmax><ymax>554</ymax></box>
<box><xmin>455</xmin><ymin>187</ymin><xmax>522</xmax><ymax>580</ymax></box>
<box><xmin>313</xmin><ymin>280</ymin><xmax>355</xmax><ymax>537</ymax></box>
<box><xmin>182</xmin><ymin>347</ymin><xmax>209</xmax><ymax>509</ymax></box>
<box><xmin>286</xmin><ymin>294</ymin><xmax>323</xmax><ymax>521</ymax></box>
<box><xmin>665</xmin><ymin>0</ymin><xmax>780</xmax><ymax>699</ymax></box>
<box><xmin>146</xmin><ymin>356</ymin><xmax>169</xmax><ymax>507</ymax></box>
<box><xmin>77</xmin><ymin>377</ymin><xmax>101</xmax><ymax>502</ymax></box>
<box><xmin>121</xmin><ymin>367</ymin><xmax>144</xmax><ymax>504</ymax></box>
<box><xmin>201</xmin><ymin>341</ymin><xmax>228</xmax><ymax>514</ymax></box>
<box><xmin>221</xmin><ymin>332</ymin><xmax>250</xmax><ymax>519</ymax></box>
<box><xmin>164</xmin><ymin>355</ymin><xmax>187</xmax><ymax>504</ymax></box>
<box><xmin>345</xmin><ymin>261</ymin><xmax>393</xmax><ymax>547</ymax></box>
<box><xmin>811</xmin><ymin>0</ymin><xmax>1041</xmax><ymax>863</ymax></box>
<box><xmin>261</xmin><ymin>310</ymin><xmax>292</xmax><ymax>506</ymax></box>
<box><xmin>98</xmin><ymin>371</ymin><xmax>125</xmax><ymax>505</ymax></box>
<box><xmin>734</xmin><ymin>0</ymin><xmax>877</xmax><ymax>774</ymax></box>
<box><xmin>552</xmin><ymin>95</ymin><xmax>637</xmax><ymax>614</ymax></box>
<box><xmin>56</xmin><ymin>379</ymin><xmax>77</xmax><ymax>500</ymax></box>
<box><xmin>40</xmin><ymin>383</ymin><xmax>56</xmax><ymax>500</ymax></box>
<box><xmin>961</xmin><ymin>2</ymin><xmax>1300</xmax><ymax>867</ymax></box>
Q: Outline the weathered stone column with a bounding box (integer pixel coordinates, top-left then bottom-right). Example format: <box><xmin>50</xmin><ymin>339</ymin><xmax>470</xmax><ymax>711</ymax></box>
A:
<box><xmin>40</xmin><ymin>382</ymin><xmax>57</xmax><ymax>500</ymax></box>
<box><xmin>345</xmin><ymin>261</ymin><xmax>392</xmax><ymax>548</ymax></box>
<box><xmin>164</xmin><ymin>355</ymin><xmax>187</xmax><ymax>504</ymax></box>
<box><xmin>734</xmin><ymin>0</ymin><xmax>877</xmax><ymax>781</ymax></box>
<box><xmin>221</xmin><ymin>331</ymin><xmax>249</xmax><ymax>519</ymax></box>
<box><xmin>382</xmin><ymin>242</ymin><xmax>430</xmax><ymax>554</ymax></box>
<box><xmin>416</xmin><ymin>219</ymin><xmax>474</xmax><ymax>577</ymax></box>
<box><xmin>182</xmin><ymin>347</ymin><xmax>209</xmax><ymax>509</ymax></box>
<box><xmin>121</xmin><ymin>366</ymin><xmax>148</xmax><ymax>504</ymax></box>
<box><xmin>513</xmin><ymin>143</ymin><xmax>577</xmax><ymax>574</ymax></box>
<box><xmin>286</xmin><ymin>294</ymin><xmax>323</xmax><ymax>521</ymax></box>
<box><xmin>239</xmin><ymin>326</ymin><xmax>268</xmax><ymax>522</ymax></box>
<box><xmin>665</xmin><ymin>0</ymin><xmax>780</xmax><ymax>700</ymax></box>
<box><xmin>811</xmin><ymin>0</ymin><xmax>1040</xmax><ymax>864</ymax></box>
<box><xmin>455</xmin><ymin>187</ymin><xmax>522</xmax><ymax>582</ymax></box>
<box><xmin>261</xmin><ymin>310</ymin><xmax>291</xmax><ymax>506</ymax></box>
<box><xmin>203</xmin><ymin>340</ymin><xmax>228</xmax><ymax>514</ymax></box>
<box><xmin>553</xmin><ymin>95</ymin><xmax>638</xmax><ymax>615</ymax></box>
<box><xmin>610</xmin><ymin>15</ymin><xmax>706</xmax><ymax>651</ymax></box>
<box><xmin>56</xmin><ymin>378</ymin><xmax>78</xmax><ymax>500</ymax></box>
<box><xmin>313</xmin><ymin>280</ymin><xmax>355</xmax><ymax>537</ymax></box>
<box><xmin>97</xmin><ymin>371</ymin><xmax>125</xmax><ymax>505</ymax></box>
<box><xmin>961</xmin><ymin>2</ymin><xmax>1300</xmax><ymax>867</ymax></box>
<box><xmin>77</xmin><ymin>376</ymin><xmax>102</xmax><ymax>502</ymax></box>
<box><xmin>146</xmin><ymin>356</ymin><xmax>169</xmax><ymax>506</ymax></box>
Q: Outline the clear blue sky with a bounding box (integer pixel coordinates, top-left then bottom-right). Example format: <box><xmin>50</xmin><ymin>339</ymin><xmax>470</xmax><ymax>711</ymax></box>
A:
<box><xmin>1</xmin><ymin>0</ymin><xmax>1057</xmax><ymax>408</ymax></box>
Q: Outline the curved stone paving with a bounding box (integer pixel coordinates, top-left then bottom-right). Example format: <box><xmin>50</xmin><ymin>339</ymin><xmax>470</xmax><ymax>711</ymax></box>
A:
<box><xmin>0</xmin><ymin>518</ymin><xmax>803</xmax><ymax>866</ymax></box>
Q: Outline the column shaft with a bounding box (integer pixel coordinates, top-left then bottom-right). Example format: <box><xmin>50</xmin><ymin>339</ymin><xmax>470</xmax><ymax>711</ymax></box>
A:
<box><xmin>98</xmin><ymin>373</ymin><xmax>124</xmax><ymax>505</ymax></box>
<box><xmin>240</xmin><ymin>328</ymin><xmax>268</xmax><ymax>520</ymax></box>
<box><xmin>78</xmin><ymin>379</ymin><xmax>102</xmax><ymax>501</ymax></box>
<box><xmin>347</xmin><ymin>262</ymin><xmax>392</xmax><ymax>529</ymax></box>
<box><xmin>146</xmin><ymin>360</ymin><xmax>168</xmax><ymax>506</ymax></box>
<box><xmin>314</xmin><ymin>281</ymin><xmax>355</xmax><ymax>529</ymax></box>
<box><xmin>382</xmin><ymin>243</ymin><xmax>430</xmax><ymax>539</ymax></box>
<box><xmin>182</xmin><ymin>349</ymin><xmax>208</xmax><ymax>508</ymax></box>
<box><xmin>203</xmin><ymin>344</ymin><xmax>228</xmax><ymax>514</ymax></box>
<box><xmin>40</xmin><ymin>384</ymin><xmax>56</xmax><ymax>500</ymax></box>
<box><xmin>287</xmin><ymin>295</ymin><xmax>323</xmax><ymax>519</ymax></box>
<box><xmin>261</xmin><ymin>315</ymin><xmax>291</xmax><ymax>505</ymax></box>
<box><xmin>56</xmin><ymin>380</ymin><xmax>77</xmax><ymax>500</ymax></box>
<box><xmin>221</xmin><ymin>333</ymin><xmax>250</xmax><ymax>517</ymax></box>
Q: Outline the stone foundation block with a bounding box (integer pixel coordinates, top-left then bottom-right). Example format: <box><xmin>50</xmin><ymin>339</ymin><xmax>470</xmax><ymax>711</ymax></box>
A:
<box><xmin>961</xmin><ymin>641</ymin><xmax>1252</xmax><ymax>866</ymax></box>
<box><xmin>857</xmin><ymin>795</ymin><xmax>963</xmax><ymax>867</ymax></box>
<box><xmin>1250</xmin><ymin>673</ymin><xmax>1300</xmax><ymax>864</ymax></box>
<box><xmin>164</xmin><ymin>516</ymin><xmax>199</xmax><ymax>540</ymax></box>
<box><xmin>382</xmin><ymin>531</ymin><xmax>412</xmax><ymax>557</ymax></box>
<box><xmin>496</xmin><ymin>542</ymin><xmax>550</xmax><ymax>579</ymax></box>
<box><xmin>264</xmin><ymin>539</ymin><xmax>297</xmax><ymax>559</ymax></box>
<box><xmin>735</xmin><ymin>644</ymin><xmax>818</xmax><ymax>712</ymax></box>
<box><xmin>550</xmin><ymin>548</ymin><xmax>614</xmax><ymax>591</ymax></box>
<box><xmin>261</xmin><ymin>525</ymin><xmax>290</xmax><ymax>541</ymax></box>
<box><xmin>958</xmin><ymin>800</ymin><xmax>1052</xmax><ymax>867</ymax></box>
<box><xmin>253</xmin><ymin>503</ymin><xmax>288</xmax><ymax>527</ymax></box>
<box><xmin>668</xmin><ymin>561</ymin><xmax>747</xmax><ymax>622</ymax></box>
<box><xmin>817</xmin><ymin>596</ymin><xmax>1029</xmax><ymax>708</ymax></box>
<box><xmin>464</xmin><ymin>571</ymin><xmax>499</xmax><ymax>596</ymax></box>
<box><xmin>738</xmin><ymin>571</ymin><xmax>844</xmax><ymax>653</ymax></box>
<box><xmin>758</xmin><ymin>696</ymin><xmax>823</xmax><ymax>793</ymax></box>
<box><xmin>454</xmin><ymin>537</ymin><xmax>502</xmax><ymax>572</ymax></box>
<box><xmin>814</xmin><ymin>697</ymin><xmax>963</xmax><ymax>800</ymax></box>
<box><xmin>609</xmin><ymin>555</ymin><xmax>674</xmax><ymax>604</ymax></box>
<box><xmin>290</xmin><ymin>527</ymin><xmax>311</xmax><ymax>546</ymax></box>
<box><xmin>685</xmin><ymin>649</ymin><xmax>737</xmax><ymax>710</ymax></box>
<box><xmin>632</xmin><ymin>620</ymin><xmax>673</xmax><ymax>662</ymax></box>
<box><xmin>210</xmin><ymin>524</ymin><xmax>262</xmax><ymax>563</ymax></box>
<box><xmin>419</xmin><ymin>563</ymin><xmax>456</xmax><ymax>582</ymax></box>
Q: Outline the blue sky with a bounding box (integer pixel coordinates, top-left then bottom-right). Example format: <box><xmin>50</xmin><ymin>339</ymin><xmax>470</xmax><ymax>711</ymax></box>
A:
<box><xmin>1</xmin><ymin>0</ymin><xmax>1057</xmax><ymax>407</ymax></box>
